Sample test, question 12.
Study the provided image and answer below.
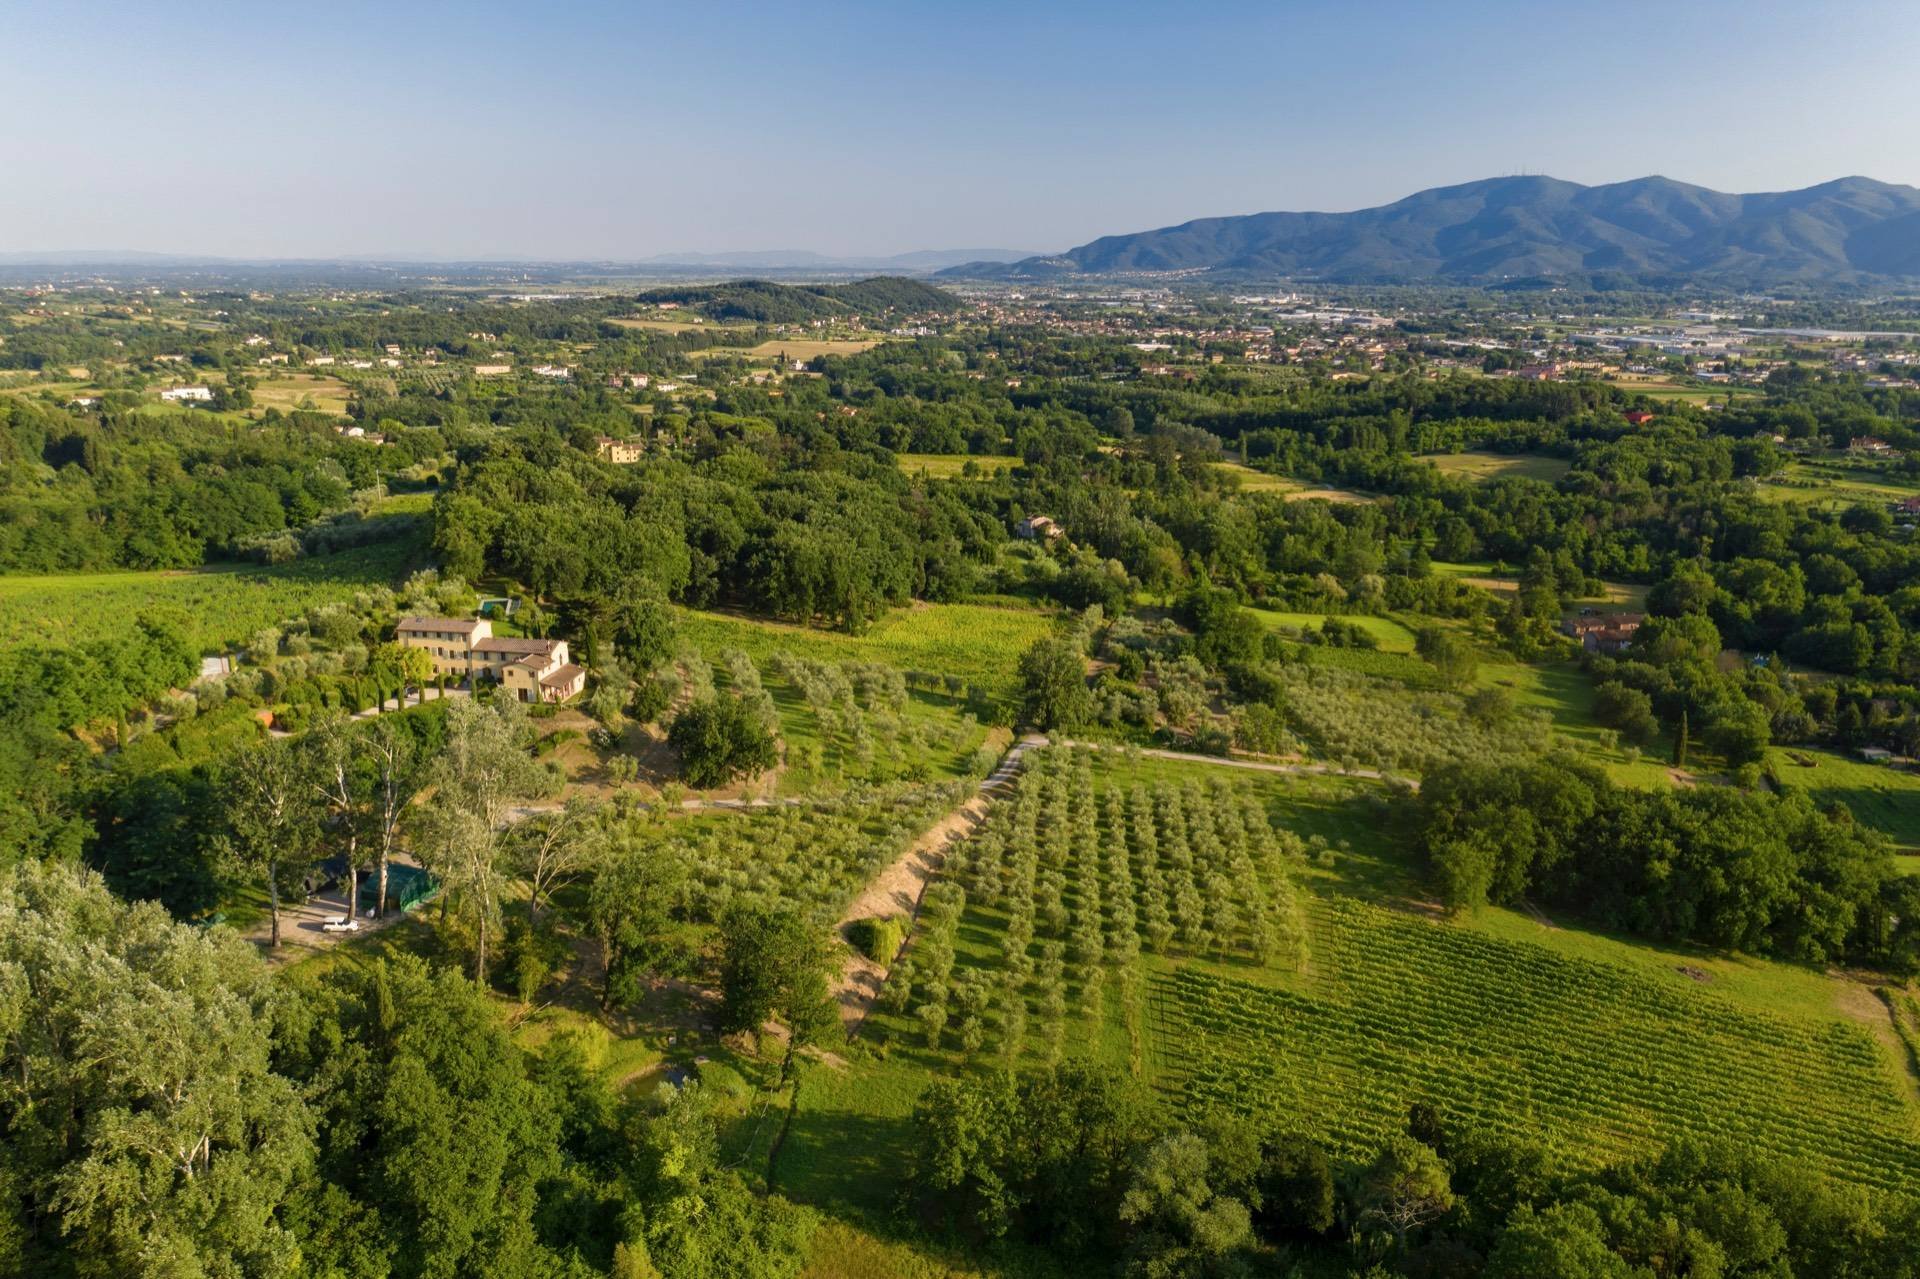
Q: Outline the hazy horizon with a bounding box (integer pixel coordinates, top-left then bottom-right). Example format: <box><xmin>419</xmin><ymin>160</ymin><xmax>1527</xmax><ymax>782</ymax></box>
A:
<box><xmin>4</xmin><ymin>0</ymin><xmax>1917</xmax><ymax>260</ymax></box>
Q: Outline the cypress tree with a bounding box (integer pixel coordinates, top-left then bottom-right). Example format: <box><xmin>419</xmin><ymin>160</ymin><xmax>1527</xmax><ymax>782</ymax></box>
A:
<box><xmin>1673</xmin><ymin>708</ymin><xmax>1690</xmax><ymax>768</ymax></box>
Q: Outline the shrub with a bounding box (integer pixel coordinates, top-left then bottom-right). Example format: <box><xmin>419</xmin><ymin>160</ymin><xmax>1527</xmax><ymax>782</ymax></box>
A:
<box><xmin>846</xmin><ymin>915</ymin><xmax>906</xmax><ymax>964</ymax></box>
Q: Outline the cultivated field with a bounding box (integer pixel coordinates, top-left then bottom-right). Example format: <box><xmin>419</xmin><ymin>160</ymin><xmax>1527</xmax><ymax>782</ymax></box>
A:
<box><xmin>828</xmin><ymin>750</ymin><xmax>1920</xmax><ymax>1205</ymax></box>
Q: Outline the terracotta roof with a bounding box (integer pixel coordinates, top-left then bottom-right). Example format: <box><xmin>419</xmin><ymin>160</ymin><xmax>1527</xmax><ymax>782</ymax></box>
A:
<box><xmin>473</xmin><ymin>636</ymin><xmax>560</xmax><ymax>656</ymax></box>
<box><xmin>397</xmin><ymin>616</ymin><xmax>481</xmax><ymax>634</ymax></box>
<box><xmin>541</xmin><ymin>663</ymin><xmax>584</xmax><ymax>690</ymax></box>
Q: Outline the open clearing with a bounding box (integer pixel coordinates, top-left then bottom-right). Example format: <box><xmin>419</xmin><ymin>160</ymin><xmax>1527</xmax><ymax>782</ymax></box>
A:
<box><xmin>680</xmin><ymin>601</ymin><xmax>1059</xmax><ymax>711</ymax></box>
<box><xmin>690</xmin><ymin>338</ymin><xmax>882</xmax><ymax>363</ymax></box>
<box><xmin>0</xmin><ymin>539</ymin><xmax>420</xmax><ymax>654</ymax></box>
<box><xmin>894</xmin><ymin>452</ymin><xmax>1017</xmax><ymax>480</ymax></box>
<box><xmin>1422</xmin><ymin>450</ymin><xmax>1570</xmax><ymax>483</ymax></box>
<box><xmin>1754</xmin><ymin>460</ymin><xmax>1920</xmax><ymax>509</ymax></box>
<box><xmin>249</xmin><ymin>373</ymin><xmax>352</xmax><ymax>416</ymax></box>
<box><xmin>608</xmin><ymin>316</ymin><xmax>730</xmax><ymax>333</ymax></box>
<box><xmin>1770</xmin><ymin>747</ymin><xmax>1920</xmax><ymax>848</ymax></box>
<box><xmin>1211</xmin><ymin>461</ymin><xmax>1377</xmax><ymax>502</ymax></box>
<box><xmin>1249</xmin><ymin>608</ymin><xmax>1418</xmax><ymax>653</ymax></box>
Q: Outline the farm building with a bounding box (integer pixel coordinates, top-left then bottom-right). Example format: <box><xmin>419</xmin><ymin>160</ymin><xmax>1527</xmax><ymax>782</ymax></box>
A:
<box><xmin>395</xmin><ymin>616</ymin><xmax>584</xmax><ymax>704</ymax></box>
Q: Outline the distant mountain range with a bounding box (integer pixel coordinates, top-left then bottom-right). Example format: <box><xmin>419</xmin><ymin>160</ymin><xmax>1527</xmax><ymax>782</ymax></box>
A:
<box><xmin>946</xmin><ymin>176</ymin><xmax>1920</xmax><ymax>286</ymax></box>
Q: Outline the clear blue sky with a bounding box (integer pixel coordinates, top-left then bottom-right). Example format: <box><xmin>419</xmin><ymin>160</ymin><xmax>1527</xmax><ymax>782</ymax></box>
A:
<box><xmin>3</xmin><ymin>0</ymin><xmax>1915</xmax><ymax>259</ymax></box>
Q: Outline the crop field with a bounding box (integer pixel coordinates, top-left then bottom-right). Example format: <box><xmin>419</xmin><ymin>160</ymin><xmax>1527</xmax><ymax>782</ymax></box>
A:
<box><xmin>680</xmin><ymin>602</ymin><xmax>1059</xmax><ymax>711</ymax></box>
<box><xmin>893</xmin><ymin>453</ymin><xmax>1016</xmax><ymax>480</ymax></box>
<box><xmin>0</xmin><ymin>539</ymin><xmax>421</xmax><ymax>653</ymax></box>
<box><xmin>838</xmin><ymin>749</ymin><xmax>1920</xmax><ymax>1202</ymax></box>
<box><xmin>1249</xmin><ymin>608</ymin><xmax>1418</xmax><ymax>652</ymax></box>
<box><xmin>1421</xmin><ymin>450</ymin><xmax>1570</xmax><ymax>483</ymax></box>
<box><xmin>1771</xmin><ymin>747</ymin><xmax>1920</xmax><ymax>847</ymax></box>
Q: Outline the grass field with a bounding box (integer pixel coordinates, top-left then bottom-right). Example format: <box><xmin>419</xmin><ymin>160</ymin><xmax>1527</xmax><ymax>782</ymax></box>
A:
<box><xmin>680</xmin><ymin>601</ymin><xmax>1060</xmax><ymax>711</ymax></box>
<box><xmin>1210</xmin><ymin>462</ymin><xmax>1376</xmax><ymax>503</ymax></box>
<box><xmin>1421</xmin><ymin>451</ymin><xmax>1570</xmax><ymax>483</ymax></box>
<box><xmin>1606</xmin><ymin>378</ymin><xmax>1759</xmax><ymax>403</ymax></box>
<box><xmin>1477</xmin><ymin>659</ymin><xmax>1675</xmax><ymax>788</ymax></box>
<box><xmin>1770</xmin><ymin>748</ymin><xmax>1920</xmax><ymax>848</ymax></box>
<box><xmin>0</xmin><ymin>539</ymin><xmax>423</xmax><ymax>654</ymax></box>
<box><xmin>1754</xmin><ymin>460</ymin><xmax>1920</xmax><ymax>509</ymax></box>
<box><xmin>607</xmin><ymin>316</ymin><xmax>729</xmax><ymax>333</ymax></box>
<box><xmin>894</xmin><ymin>453</ymin><xmax>1017</xmax><ymax>480</ymax></box>
<box><xmin>1249</xmin><ymin>608</ymin><xmax>1418</xmax><ymax>653</ymax></box>
<box><xmin>249</xmin><ymin>372</ymin><xmax>352</xmax><ymax>416</ymax></box>
<box><xmin>819</xmin><ymin>751</ymin><xmax>1920</xmax><ymax>1206</ymax></box>
<box><xmin>690</xmin><ymin>338</ymin><xmax>882</xmax><ymax>363</ymax></box>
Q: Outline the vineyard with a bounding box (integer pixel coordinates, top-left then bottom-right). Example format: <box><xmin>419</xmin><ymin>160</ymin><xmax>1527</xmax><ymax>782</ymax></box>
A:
<box><xmin>873</xmin><ymin>748</ymin><xmax>1311</xmax><ymax>1067</ymax></box>
<box><xmin>870</xmin><ymin>749</ymin><xmax>1920</xmax><ymax>1196</ymax></box>
<box><xmin>1154</xmin><ymin>897</ymin><xmax>1920</xmax><ymax>1193</ymax></box>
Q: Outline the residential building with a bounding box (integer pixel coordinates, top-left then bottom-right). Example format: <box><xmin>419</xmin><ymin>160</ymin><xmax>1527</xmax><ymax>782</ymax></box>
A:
<box><xmin>160</xmin><ymin>385</ymin><xmax>213</xmax><ymax>402</ymax></box>
<box><xmin>394</xmin><ymin>616</ymin><xmax>585</xmax><ymax>703</ymax></box>
<box><xmin>1016</xmin><ymin>514</ymin><xmax>1064</xmax><ymax>541</ymax></box>
<box><xmin>1563</xmin><ymin>612</ymin><xmax>1644</xmax><ymax>654</ymax></box>
<box><xmin>1850</xmin><ymin>437</ymin><xmax>1896</xmax><ymax>457</ymax></box>
<box><xmin>596</xmin><ymin>435</ymin><xmax>644</xmax><ymax>464</ymax></box>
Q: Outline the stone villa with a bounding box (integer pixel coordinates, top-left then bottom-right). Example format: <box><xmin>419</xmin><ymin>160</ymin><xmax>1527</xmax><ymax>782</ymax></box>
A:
<box><xmin>395</xmin><ymin>616</ymin><xmax>585</xmax><ymax>703</ymax></box>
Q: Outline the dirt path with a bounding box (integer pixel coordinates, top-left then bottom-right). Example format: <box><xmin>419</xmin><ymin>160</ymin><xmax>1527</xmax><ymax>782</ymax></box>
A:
<box><xmin>832</xmin><ymin>736</ymin><xmax>1042</xmax><ymax>1033</ymax></box>
<box><xmin>1053</xmin><ymin>738</ymin><xmax>1419</xmax><ymax>790</ymax></box>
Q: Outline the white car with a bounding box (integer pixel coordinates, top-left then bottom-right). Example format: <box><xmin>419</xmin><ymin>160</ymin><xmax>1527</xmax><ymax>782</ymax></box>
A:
<box><xmin>321</xmin><ymin>916</ymin><xmax>361</xmax><ymax>934</ymax></box>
